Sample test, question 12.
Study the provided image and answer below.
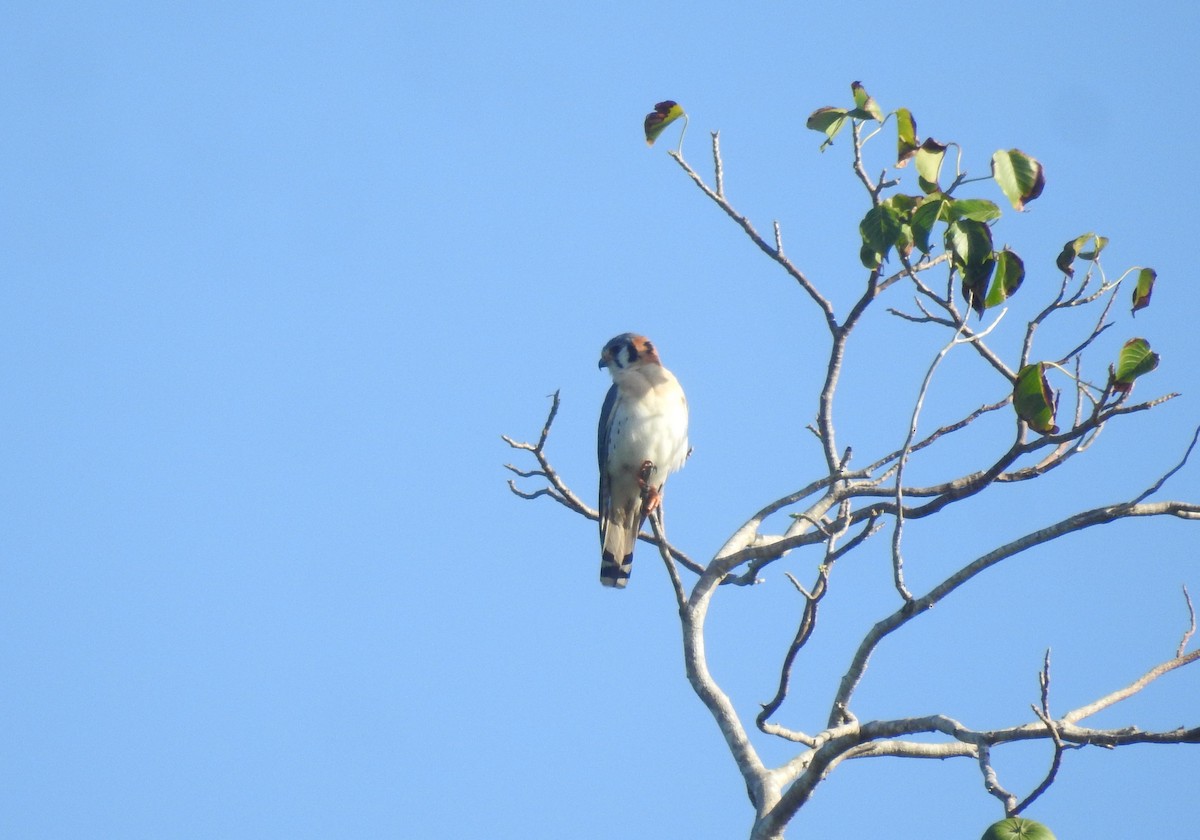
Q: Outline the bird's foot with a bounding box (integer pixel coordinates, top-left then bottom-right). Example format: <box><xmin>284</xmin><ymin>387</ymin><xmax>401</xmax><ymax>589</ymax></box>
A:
<box><xmin>638</xmin><ymin>461</ymin><xmax>662</xmax><ymax>513</ymax></box>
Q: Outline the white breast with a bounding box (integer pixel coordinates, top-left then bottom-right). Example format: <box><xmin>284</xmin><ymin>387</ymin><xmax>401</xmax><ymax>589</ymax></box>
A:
<box><xmin>609</xmin><ymin>367</ymin><xmax>689</xmax><ymax>480</ymax></box>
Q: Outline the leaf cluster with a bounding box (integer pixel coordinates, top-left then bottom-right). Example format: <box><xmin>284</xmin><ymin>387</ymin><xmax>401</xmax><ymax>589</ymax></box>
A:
<box><xmin>808</xmin><ymin>82</ymin><xmax>1162</xmax><ymax>434</ymax></box>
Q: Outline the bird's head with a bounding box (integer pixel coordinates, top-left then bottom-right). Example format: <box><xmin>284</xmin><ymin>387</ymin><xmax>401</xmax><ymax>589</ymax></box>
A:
<box><xmin>598</xmin><ymin>333</ymin><xmax>662</xmax><ymax>373</ymax></box>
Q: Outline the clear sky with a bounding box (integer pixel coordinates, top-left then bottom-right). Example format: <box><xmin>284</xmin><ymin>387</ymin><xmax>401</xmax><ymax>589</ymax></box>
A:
<box><xmin>3</xmin><ymin>2</ymin><xmax>1198</xmax><ymax>838</ymax></box>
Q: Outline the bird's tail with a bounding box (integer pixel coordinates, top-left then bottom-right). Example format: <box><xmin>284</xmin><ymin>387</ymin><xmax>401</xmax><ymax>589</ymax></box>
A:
<box><xmin>600</xmin><ymin>549</ymin><xmax>632</xmax><ymax>588</ymax></box>
<box><xmin>600</xmin><ymin>515</ymin><xmax>640</xmax><ymax>589</ymax></box>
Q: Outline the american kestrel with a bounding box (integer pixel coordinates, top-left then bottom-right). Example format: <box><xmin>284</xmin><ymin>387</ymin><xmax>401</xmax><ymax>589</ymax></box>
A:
<box><xmin>597</xmin><ymin>333</ymin><xmax>689</xmax><ymax>588</ymax></box>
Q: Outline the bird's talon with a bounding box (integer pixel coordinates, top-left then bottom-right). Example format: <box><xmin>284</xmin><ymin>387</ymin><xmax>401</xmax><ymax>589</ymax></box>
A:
<box><xmin>638</xmin><ymin>460</ymin><xmax>656</xmax><ymax>487</ymax></box>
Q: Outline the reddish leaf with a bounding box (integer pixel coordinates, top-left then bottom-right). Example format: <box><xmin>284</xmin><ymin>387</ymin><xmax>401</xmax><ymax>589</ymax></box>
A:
<box><xmin>1132</xmin><ymin>268</ymin><xmax>1156</xmax><ymax>314</ymax></box>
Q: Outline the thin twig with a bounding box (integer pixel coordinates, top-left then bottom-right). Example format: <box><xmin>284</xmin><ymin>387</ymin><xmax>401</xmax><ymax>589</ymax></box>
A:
<box><xmin>890</xmin><ymin>313</ymin><xmax>1007</xmax><ymax>600</ymax></box>
<box><xmin>849</xmin><ymin>121</ymin><xmax>881</xmax><ymax>205</ymax></box>
<box><xmin>505</xmin><ymin>481</ymin><xmax>560</xmax><ymax>502</ymax></box>
<box><xmin>879</xmin><ymin>252</ymin><xmax>951</xmax><ymax>293</ymax></box>
<box><xmin>711</xmin><ymin>131</ymin><xmax>724</xmax><ymax>197</ymax></box>
<box><xmin>905</xmin><ymin>271</ymin><xmax>1016</xmax><ymax>381</ymax></box>
<box><xmin>863</xmin><ymin>399</ymin><xmax>1011</xmax><ymax>475</ymax></box>
<box><xmin>1011</xmin><ymin>650</ymin><xmax>1066</xmax><ymax>816</ymax></box>
<box><xmin>757</xmin><ymin>503</ymin><xmax>851</xmax><ymax>732</ymax></box>
<box><xmin>1177</xmin><ymin>585</ymin><xmax>1196</xmax><ymax>659</ymax></box>
<box><xmin>1039</xmin><ymin>649</ymin><xmax>1052</xmax><ymax>717</ymax></box>
<box><xmin>1134</xmin><ymin>425</ymin><xmax>1200</xmax><ymax>504</ymax></box>
<box><xmin>1063</xmin><ymin>645</ymin><xmax>1200</xmax><ymax>724</ymax></box>
<box><xmin>669</xmin><ymin>142</ymin><xmax>837</xmax><ymax>330</ymax></box>
<box><xmin>1016</xmin><ymin>704</ymin><xmax>1066</xmax><ymax>816</ymax></box>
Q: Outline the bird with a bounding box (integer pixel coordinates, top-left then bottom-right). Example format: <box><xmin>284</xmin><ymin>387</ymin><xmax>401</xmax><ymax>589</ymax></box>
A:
<box><xmin>596</xmin><ymin>333</ymin><xmax>689</xmax><ymax>588</ymax></box>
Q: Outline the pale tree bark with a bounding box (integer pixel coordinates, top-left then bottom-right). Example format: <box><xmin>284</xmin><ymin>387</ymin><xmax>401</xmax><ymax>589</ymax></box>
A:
<box><xmin>504</xmin><ymin>104</ymin><xmax>1199</xmax><ymax>839</ymax></box>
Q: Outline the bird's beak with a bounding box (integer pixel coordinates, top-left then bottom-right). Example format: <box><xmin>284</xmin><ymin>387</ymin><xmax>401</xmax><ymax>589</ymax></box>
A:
<box><xmin>597</xmin><ymin>355</ymin><xmax>607</xmax><ymax>370</ymax></box>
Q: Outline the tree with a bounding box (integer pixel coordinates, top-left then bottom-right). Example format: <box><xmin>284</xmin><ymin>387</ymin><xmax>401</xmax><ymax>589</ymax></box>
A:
<box><xmin>503</xmin><ymin>83</ymin><xmax>1200</xmax><ymax>840</ymax></box>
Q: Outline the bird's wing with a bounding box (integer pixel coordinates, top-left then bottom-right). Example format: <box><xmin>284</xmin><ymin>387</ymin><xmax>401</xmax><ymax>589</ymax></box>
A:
<box><xmin>597</xmin><ymin>383</ymin><xmax>619</xmax><ymax>546</ymax></box>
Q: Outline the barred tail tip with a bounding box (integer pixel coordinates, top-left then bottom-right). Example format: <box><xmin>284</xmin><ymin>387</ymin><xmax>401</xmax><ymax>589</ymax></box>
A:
<box><xmin>600</xmin><ymin>550</ymin><xmax>633</xmax><ymax>589</ymax></box>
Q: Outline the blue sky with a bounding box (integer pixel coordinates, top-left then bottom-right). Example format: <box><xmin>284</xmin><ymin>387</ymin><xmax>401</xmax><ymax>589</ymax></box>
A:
<box><xmin>3</xmin><ymin>2</ymin><xmax>1198</xmax><ymax>838</ymax></box>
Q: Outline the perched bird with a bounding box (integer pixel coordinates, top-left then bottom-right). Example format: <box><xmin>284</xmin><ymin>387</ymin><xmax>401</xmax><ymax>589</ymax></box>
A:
<box><xmin>597</xmin><ymin>333</ymin><xmax>689</xmax><ymax>588</ymax></box>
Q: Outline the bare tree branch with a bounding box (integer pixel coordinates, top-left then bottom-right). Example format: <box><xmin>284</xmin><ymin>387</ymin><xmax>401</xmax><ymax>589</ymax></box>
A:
<box><xmin>864</xmin><ymin>398</ymin><xmax>1011</xmax><ymax>475</ymax></box>
<box><xmin>831</xmin><ymin>499</ymin><xmax>1200</xmax><ymax>723</ymax></box>
<box><xmin>1016</xmin><ymin>705</ymin><xmax>1066</xmax><ymax>817</ymax></box>
<box><xmin>1134</xmin><ymin>425</ymin><xmax>1200</xmax><ymax>503</ymax></box>
<box><xmin>668</xmin><ymin>140</ymin><xmax>836</xmax><ymax>330</ymax></box>
<box><xmin>1062</xmin><ymin>646</ymin><xmax>1200</xmax><ymax>725</ymax></box>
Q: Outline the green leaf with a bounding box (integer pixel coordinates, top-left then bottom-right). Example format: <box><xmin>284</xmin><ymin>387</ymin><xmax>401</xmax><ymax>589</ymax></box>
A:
<box><xmin>1113</xmin><ymin>337</ymin><xmax>1159</xmax><ymax>393</ymax></box>
<box><xmin>946</xmin><ymin>219</ymin><xmax>994</xmax><ymax>268</ymax></box>
<box><xmin>859</xmin><ymin>203</ymin><xmax>905</xmax><ymax>266</ymax></box>
<box><xmin>1014</xmin><ymin>363</ymin><xmax>1058</xmax><ymax>434</ymax></box>
<box><xmin>1132</xmin><ymin>267</ymin><xmax>1156</xmax><ymax>314</ymax></box>
<box><xmin>984</xmin><ymin>248</ymin><xmax>1026</xmax><ymax>308</ymax></box>
<box><xmin>849</xmin><ymin>81</ymin><xmax>883</xmax><ymax>121</ymax></box>
<box><xmin>859</xmin><ymin>242</ymin><xmax>882</xmax><ymax>270</ymax></box>
<box><xmin>980</xmin><ymin>816</ymin><xmax>1057</xmax><ymax>840</ymax></box>
<box><xmin>915</xmin><ymin>138</ymin><xmax>947</xmax><ymax>194</ymax></box>
<box><xmin>911</xmin><ymin>196</ymin><xmax>948</xmax><ymax>254</ymax></box>
<box><xmin>948</xmin><ymin>198</ymin><xmax>1002</xmax><ymax>223</ymax></box>
<box><xmin>991</xmin><ymin>149</ymin><xmax>1045</xmax><ymax>210</ymax></box>
<box><xmin>961</xmin><ymin>257</ymin><xmax>997</xmax><ymax>317</ymax></box>
<box><xmin>947</xmin><ymin>219</ymin><xmax>996</xmax><ymax>315</ymax></box>
<box><xmin>1056</xmin><ymin>232</ymin><xmax>1108</xmax><ymax>277</ymax></box>
<box><xmin>851</xmin><ymin>81</ymin><xmax>870</xmax><ymax>110</ymax></box>
<box><xmin>807</xmin><ymin>106</ymin><xmax>849</xmax><ymax>149</ymax></box>
<box><xmin>895</xmin><ymin>223</ymin><xmax>914</xmax><ymax>259</ymax></box>
<box><xmin>881</xmin><ymin>195</ymin><xmax>917</xmax><ymax>259</ymax></box>
<box><xmin>895</xmin><ymin>108</ymin><xmax>919</xmax><ymax>167</ymax></box>
<box><xmin>1077</xmin><ymin>234</ymin><xmax>1108</xmax><ymax>260</ymax></box>
<box><xmin>644</xmin><ymin>100</ymin><xmax>686</xmax><ymax>146</ymax></box>
<box><xmin>884</xmin><ymin>193</ymin><xmax>918</xmax><ymax>215</ymax></box>
<box><xmin>1055</xmin><ymin>240</ymin><xmax>1077</xmax><ymax>276</ymax></box>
